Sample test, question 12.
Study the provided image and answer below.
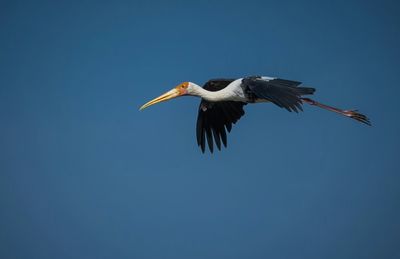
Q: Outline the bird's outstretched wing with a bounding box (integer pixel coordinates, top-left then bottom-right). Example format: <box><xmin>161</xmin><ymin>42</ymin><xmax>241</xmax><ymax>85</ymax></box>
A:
<box><xmin>242</xmin><ymin>76</ymin><xmax>315</xmax><ymax>112</ymax></box>
<box><xmin>196</xmin><ymin>79</ymin><xmax>246</xmax><ymax>153</ymax></box>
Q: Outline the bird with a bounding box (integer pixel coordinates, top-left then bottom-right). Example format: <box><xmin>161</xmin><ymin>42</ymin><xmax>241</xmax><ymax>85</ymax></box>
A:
<box><xmin>139</xmin><ymin>76</ymin><xmax>371</xmax><ymax>153</ymax></box>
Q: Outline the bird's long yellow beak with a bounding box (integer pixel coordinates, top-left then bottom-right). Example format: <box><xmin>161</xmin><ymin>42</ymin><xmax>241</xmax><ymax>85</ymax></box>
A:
<box><xmin>139</xmin><ymin>88</ymin><xmax>182</xmax><ymax>110</ymax></box>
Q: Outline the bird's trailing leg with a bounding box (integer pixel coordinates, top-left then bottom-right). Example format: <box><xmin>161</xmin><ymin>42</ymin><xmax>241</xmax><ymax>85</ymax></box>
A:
<box><xmin>301</xmin><ymin>98</ymin><xmax>371</xmax><ymax>126</ymax></box>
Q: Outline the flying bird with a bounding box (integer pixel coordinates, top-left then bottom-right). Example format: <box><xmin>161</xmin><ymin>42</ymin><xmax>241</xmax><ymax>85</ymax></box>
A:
<box><xmin>140</xmin><ymin>76</ymin><xmax>370</xmax><ymax>153</ymax></box>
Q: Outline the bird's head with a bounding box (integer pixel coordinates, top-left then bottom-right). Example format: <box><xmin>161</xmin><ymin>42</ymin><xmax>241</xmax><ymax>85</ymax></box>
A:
<box><xmin>139</xmin><ymin>82</ymin><xmax>196</xmax><ymax>110</ymax></box>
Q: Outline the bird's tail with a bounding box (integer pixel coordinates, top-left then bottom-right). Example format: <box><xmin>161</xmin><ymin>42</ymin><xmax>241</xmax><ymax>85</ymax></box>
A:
<box><xmin>296</xmin><ymin>86</ymin><xmax>315</xmax><ymax>96</ymax></box>
<box><xmin>301</xmin><ymin>97</ymin><xmax>371</xmax><ymax>125</ymax></box>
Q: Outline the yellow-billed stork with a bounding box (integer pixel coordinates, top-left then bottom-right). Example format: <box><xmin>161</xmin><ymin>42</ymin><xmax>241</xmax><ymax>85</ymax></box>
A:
<box><xmin>140</xmin><ymin>76</ymin><xmax>370</xmax><ymax>153</ymax></box>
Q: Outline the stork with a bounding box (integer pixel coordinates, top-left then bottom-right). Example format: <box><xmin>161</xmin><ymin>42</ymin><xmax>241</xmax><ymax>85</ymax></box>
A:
<box><xmin>139</xmin><ymin>76</ymin><xmax>370</xmax><ymax>153</ymax></box>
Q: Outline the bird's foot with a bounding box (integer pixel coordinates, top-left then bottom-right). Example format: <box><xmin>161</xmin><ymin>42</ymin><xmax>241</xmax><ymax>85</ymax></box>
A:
<box><xmin>342</xmin><ymin>110</ymin><xmax>371</xmax><ymax>126</ymax></box>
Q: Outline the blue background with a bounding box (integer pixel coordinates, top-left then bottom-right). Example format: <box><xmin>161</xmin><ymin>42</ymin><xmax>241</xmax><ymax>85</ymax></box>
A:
<box><xmin>1</xmin><ymin>0</ymin><xmax>399</xmax><ymax>258</ymax></box>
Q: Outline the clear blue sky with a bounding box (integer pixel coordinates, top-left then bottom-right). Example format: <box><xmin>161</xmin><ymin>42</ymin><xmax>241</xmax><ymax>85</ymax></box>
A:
<box><xmin>1</xmin><ymin>1</ymin><xmax>399</xmax><ymax>258</ymax></box>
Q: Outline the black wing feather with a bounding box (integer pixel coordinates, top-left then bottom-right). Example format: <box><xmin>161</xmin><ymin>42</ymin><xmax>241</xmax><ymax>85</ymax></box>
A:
<box><xmin>242</xmin><ymin>77</ymin><xmax>315</xmax><ymax>112</ymax></box>
<box><xmin>196</xmin><ymin>79</ymin><xmax>246</xmax><ymax>153</ymax></box>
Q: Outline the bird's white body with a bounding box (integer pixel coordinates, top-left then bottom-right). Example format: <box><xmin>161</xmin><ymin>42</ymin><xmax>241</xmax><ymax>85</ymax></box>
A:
<box><xmin>188</xmin><ymin>76</ymin><xmax>275</xmax><ymax>103</ymax></box>
<box><xmin>187</xmin><ymin>80</ymin><xmax>245</xmax><ymax>102</ymax></box>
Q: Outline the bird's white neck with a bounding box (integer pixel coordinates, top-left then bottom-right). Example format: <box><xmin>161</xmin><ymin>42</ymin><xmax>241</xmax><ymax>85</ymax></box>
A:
<box><xmin>188</xmin><ymin>83</ymin><xmax>235</xmax><ymax>102</ymax></box>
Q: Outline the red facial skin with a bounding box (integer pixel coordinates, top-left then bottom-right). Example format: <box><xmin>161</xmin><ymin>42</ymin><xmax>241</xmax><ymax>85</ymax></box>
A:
<box><xmin>176</xmin><ymin>82</ymin><xmax>189</xmax><ymax>95</ymax></box>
